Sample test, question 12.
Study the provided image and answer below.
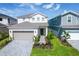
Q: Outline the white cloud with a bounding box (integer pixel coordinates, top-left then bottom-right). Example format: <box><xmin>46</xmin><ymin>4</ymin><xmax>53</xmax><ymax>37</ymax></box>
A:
<box><xmin>42</xmin><ymin>3</ymin><xmax>61</xmax><ymax>11</ymax></box>
<box><xmin>43</xmin><ymin>3</ymin><xmax>54</xmax><ymax>9</ymax></box>
<box><xmin>0</xmin><ymin>3</ymin><xmax>41</xmax><ymax>18</ymax></box>
<box><xmin>19</xmin><ymin>3</ymin><xmax>42</xmax><ymax>7</ymax></box>
<box><xmin>18</xmin><ymin>3</ymin><xmax>37</xmax><ymax>11</ymax></box>
<box><xmin>18</xmin><ymin>3</ymin><xmax>28</xmax><ymax>7</ymax></box>
<box><xmin>19</xmin><ymin>3</ymin><xmax>61</xmax><ymax>12</ymax></box>
<box><xmin>0</xmin><ymin>3</ymin><xmax>61</xmax><ymax>18</ymax></box>
<box><xmin>0</xmin><ymin>8</ymin><xmax>29</xmax><ymax>18</ymax></box>
<box><xmin>30</xmin><ymin>4</ymin><xmax>37</xmax><ymax>11</ymax></box>
<box><xmin>0</xmin><ymin>8</ymin><xmax>14</xmax><ymax>16</ymax></box>
<box><xmin>34</xmin><ymin>3</ymin><xmax>43</xmax><ymax>6</ymax></box>
<box><xmin>54</xmin><ymin>4</ymin><xmax>60</xmax><ymax>10</ymax></box>
<box><xmin>63</xmin><ymin>10</ymin><xmax>68</xmax><ymax>13</ymax></box>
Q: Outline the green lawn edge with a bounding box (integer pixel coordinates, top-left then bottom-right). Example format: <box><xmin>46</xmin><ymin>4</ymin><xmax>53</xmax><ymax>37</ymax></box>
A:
<box><xmin>31</xmin><ymin>37</ymin><xmax>79</xmax><ymax>56</ymax></box>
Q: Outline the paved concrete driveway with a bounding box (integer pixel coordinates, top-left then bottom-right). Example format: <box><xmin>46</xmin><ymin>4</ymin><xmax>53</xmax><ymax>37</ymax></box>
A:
<box><xmin>67</xmin><ymin>40</ymin><xmax>79</xmax><ymax>51</ymax></box>
<box><xmin>0</xmin><ymin>39</ymin><xmax>33</xmax><ymax>56</ymax></box>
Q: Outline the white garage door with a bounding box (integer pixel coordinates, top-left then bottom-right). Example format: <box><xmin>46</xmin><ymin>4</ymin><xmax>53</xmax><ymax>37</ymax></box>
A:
<box><xmin>13</xmin><ymin>31</ymin><xmax>34</xmax><ymax>40</ymax></box>
<box><xmin>68</xmin><ymin>33</ymin><xmax>79</xmax><ymax>40</ymax></box>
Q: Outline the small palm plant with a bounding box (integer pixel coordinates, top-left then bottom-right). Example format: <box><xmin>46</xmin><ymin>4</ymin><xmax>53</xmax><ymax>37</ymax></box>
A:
<box><xmin>64</xmin><ymin>31</ymin><xmax>70</xmax><ymax>39</ymax></box>
<box><xmin>61</xmin><ymin>30</ymin><xmax>70</xmax><ymax>41</ymax></box>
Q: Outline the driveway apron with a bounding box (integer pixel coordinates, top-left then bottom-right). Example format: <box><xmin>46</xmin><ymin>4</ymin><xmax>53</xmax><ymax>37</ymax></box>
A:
<box><xmin>0</xmin><ymin>39</ymin><xmax>33</xmax><ymax>56</ymax></box>
<box><xmin>67</xmin><ymin>40</ymin><xmax>79</xmax><ymax>51</ymax></box>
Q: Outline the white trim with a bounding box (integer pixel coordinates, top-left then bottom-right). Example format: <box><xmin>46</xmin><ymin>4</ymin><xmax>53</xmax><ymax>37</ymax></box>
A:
<box><xmin>46</xmin><ymin>27</ymin><xmax>48</xmax><ymax>36</ymax></box>
<box><xmin>76</xmin><ymin>17</ymin><xmax>79</xmax><ymax>25</ymax></box>
<box><xmin>10</xmin><ymin>29</ymin><xmax>35</xmax><ymax>31</ymax></box>
<box><xmin>9</xmin><ymin>29</ymin><xmax>37</xmax><ymax>38</ymax></box>
<box><xmin>61</xmin><ymin>10</ymin><xmax>79</xmax><ymax>16</ymax></box>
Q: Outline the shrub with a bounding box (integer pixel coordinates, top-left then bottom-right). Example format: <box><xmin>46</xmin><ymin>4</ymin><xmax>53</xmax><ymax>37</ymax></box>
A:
<box><xmin>45</xmin><ymin>32</ymin><xmax>55</xmax><ymax>48</ymax></box>
<box><xmin>60</xmin><ymin>31</ymin><xmax>72</xmax><ymax>47</ymax></box>
<box><xmin>61</xmin><ymin>31</ymin><xmax>70</xmax><ymax>41</ymax></box>
<box><xmin>46</xmin><ymin>32</ymin><xmax>54</xmax><ymax>40</ymax></box>
<box><xmin>34</xmin><ymin>36</ymin><xmax>40</xmax><ymax>43</ymax></box>
<box><xmin>33</xmin><ymin>36</ymin><xmax>40</xmax><ymax>48</ymax></box>
<box><xmin>0</xmin><ymin>32</ymin><xmax>9</xmax><ymax>41</ymax></box>
<box><xmin>0</xmin><ymin>37</ymin><xmax>12</xmax><ymax>49</ymax></box>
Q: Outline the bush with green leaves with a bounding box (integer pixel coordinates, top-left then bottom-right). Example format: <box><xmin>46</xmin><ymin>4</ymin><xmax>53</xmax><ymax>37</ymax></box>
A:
<box><xmin>33</xmin><ymin>36</ymin><xmax>40</xmax><ymax>48</ymax></box>
<box><xmin>0</xmin><ymin>32</ymin><xmax>9</xmax><ymax>41</ymax></box>
<box><xmin>34</xmin><ymin>36</ymin><xmax>40</xmax><ymax>44</ymax></box>
<box><xmin>45</xmin><ymin>32</ymin><xmax>55</xmax><ymax>45</ymax></box>
<box><xmin>46</xmin><ymin>32</ymin><xmax>54</xmax><ymax>40</ymax></box>
<box><xmin>0</xmin><ymin>37</ymin><xmax>12</xmax><ymax>49</ymax></box>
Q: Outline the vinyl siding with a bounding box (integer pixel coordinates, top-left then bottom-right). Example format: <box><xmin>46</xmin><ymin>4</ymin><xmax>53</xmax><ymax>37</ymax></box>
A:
<box><xmin>49</xmin><ymin>12</ymin><xmax>79</xmax><ymax>37</ymax></box>
<box><xmin>65</xmin><ymin>30</ymin><xmax>79</xmax><ymax>33</ymax></box>
<box><xmin>9</xmin><ymin>18</ymin><xmax>17</xmax><ymax>25</ymax></box>
<box><xmin>18</xmin><ymin>14</ymin><xmax>47</xmax><ymax>23</ymax></box>
<box><xmin>61</xmin><ymin>14</ymin><xmax>79</xmax><ymax>26</ymax></box>
<box><xmin>30</xmin><ymin>14</ymin><xmax>47</xmax><ymax>23</ymax></box>
<box><xmin>0</xmin><ymin>18</ymin><xmax>8</xmax><ymax>25</ymax></box>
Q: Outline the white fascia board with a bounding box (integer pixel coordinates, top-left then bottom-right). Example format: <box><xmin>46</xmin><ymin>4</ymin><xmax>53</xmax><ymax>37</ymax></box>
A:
<box><xmin>10</xmin><ymin>29</ymin><xmax>37</xmax><ymax>31</ymax></box>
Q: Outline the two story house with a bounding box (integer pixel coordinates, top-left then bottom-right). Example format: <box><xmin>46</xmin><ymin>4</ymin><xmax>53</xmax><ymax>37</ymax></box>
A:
<box><xmin>9</xmin><ymin>13</ymin><xmax>48</xmax><ymax>43</ymax></box>
<box><xmin>49</xmin><ymin>11</ymin><xmax>79</xmax><ymax>40</ymax></box>
<box><xmin>0</xmin><ymin>13</ymin><xmax>17</xmax><ymax>33</ymax></box>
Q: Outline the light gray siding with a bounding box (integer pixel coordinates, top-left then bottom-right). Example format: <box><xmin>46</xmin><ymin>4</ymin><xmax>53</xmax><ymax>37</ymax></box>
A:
<box><xmin>0</xmin><ymin>16</ymin><xmax>8</xmax><ymax>26</ymax></box>
<box><xmin>61</xmin><ymin>14</ymin><xmax>79</xmax><ymax>26</ymax></box>
<box><xmin>65</xmin><ymin>30</ymin><xmax>79</xmax><ymax>33</ymax></box>
<box><xmin>8</xmin><ymin>18</ymin><xmax>17</xmax><ymax>25</ymax></box>
<box><xmin>0</xmin><ymin>14</ymin><xmax>17</xmax><ymax>26</ymax></box>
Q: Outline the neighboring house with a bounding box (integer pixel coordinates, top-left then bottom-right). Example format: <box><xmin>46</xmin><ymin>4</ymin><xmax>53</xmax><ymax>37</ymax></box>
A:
<box><xmin>49</xmin><ymin>11</ymin><xmax>79</xmax><ymax>40</ymax></box>
<box><xmin>0</xmin><ymin>13</ymin><xmax>17</xmax><ymax>26</ymax></box>
<box><xmin>0</xmin><ymin>13</ymin><xmax>17</xmax><ymax>33</ymax></box>
<box><xmin>9</xmin><ymin>13</ymin><xmax>48</xmax><ymax>42</ymax></box>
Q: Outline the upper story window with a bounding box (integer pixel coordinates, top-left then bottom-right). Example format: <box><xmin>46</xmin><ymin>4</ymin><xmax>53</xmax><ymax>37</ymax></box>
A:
<box><xmin>32</xmin><ymin>18</ymin><xmax>35</xmax><ymax>21</ymax></box>
<box><xmin>37</xmin><ymin>17</ymin><xmax>40</xmax><ymax>21</ymax></box>
<box><xmin>0</xmin><ymin>18</ymin><xmax>2</xmax><ymax>21</ymax></box>
<box><xmin>23</xmin><ymin>18</ymin><xmax>25</xmax><ymax>21</ymax></box>
<box><xmin>42</xmin><ymin>17</ymin><xmax>45</xmax><ymax>21</ymax></box>
<box><xmin>68</xmin><ymin>16</ymin><xmax>71</xmax><ymax>22</ymax></box>
<box><xmin>8</xmin><ymin>18</ymin><xmax>10</xmax><ymax>24</ymax></box>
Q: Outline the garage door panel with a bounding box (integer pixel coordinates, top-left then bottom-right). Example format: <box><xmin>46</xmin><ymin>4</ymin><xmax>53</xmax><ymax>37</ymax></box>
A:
<box><xmin>68</xmin><ymin>33</ymin><xmax>79</xmax><ymax>40</ymax></box>
<box><xmin>13</xmin><ymin>31</ymin><xmax>34</xmax><ymax>40</ymax></box>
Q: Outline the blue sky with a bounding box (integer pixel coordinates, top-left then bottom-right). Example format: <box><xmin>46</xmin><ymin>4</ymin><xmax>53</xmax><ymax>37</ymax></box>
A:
<box><xmin>0</xmin><ymin>3</ymin><xmax>79</xmax><ymax>19</ymax></box>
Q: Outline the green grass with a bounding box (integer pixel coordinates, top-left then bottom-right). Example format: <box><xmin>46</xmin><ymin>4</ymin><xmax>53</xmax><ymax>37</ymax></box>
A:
<box><xmin>31</xmin><ymin>37</ymin><xmax>79</xmax><ymax>56</ymax></box>
<box><xmin>0</xmin><ymin>37</ymin><xmax>11</xmax><ymax>49</ymax></box>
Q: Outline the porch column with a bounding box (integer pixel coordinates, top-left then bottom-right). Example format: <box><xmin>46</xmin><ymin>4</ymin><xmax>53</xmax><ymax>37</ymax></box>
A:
<box><xmin>46</xmin><ymin>27</ymin><xmax>48</xmax><ymax>36</ymax></box>
<box><xmin>34</xmin><ymin>29</ymin><xmax>38</xmax><ymax>36</ymax></box>
<box><xmin>9</xmin><ymin>30</ymin><xmax>13</xmax><ymax>40</ymax></box>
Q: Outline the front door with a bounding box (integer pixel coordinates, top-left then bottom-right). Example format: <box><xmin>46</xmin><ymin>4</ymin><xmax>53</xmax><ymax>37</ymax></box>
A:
<box><xmin>40</xmin><ymin>28</ymin><xmax>44</xmax><ymax>35</ymax></box>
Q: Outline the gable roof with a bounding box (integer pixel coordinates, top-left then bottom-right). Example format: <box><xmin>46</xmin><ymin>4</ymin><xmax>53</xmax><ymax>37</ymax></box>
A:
<box><xmin>17</xmin><ymin>13</ymin><xmax>48</xmax><ymax>19</ymax></box>
<box><xmin>0</xmin><ymin>13</ymin><xmax>17</xmax><ymax>21</ymax></box>
<box><xmin>49</xmin><ymin>10</ymin><xmax>79</xmax><ymax>21</ymax></box>
<box><xmin>61</xmin><ymin>10</ymin><xmax>79</xmax><ymax>17</ymax></box>
<box><xmin>9</xmin><ymin>22</ymin><xmax>48</xmax><ymax>29</ymax></box>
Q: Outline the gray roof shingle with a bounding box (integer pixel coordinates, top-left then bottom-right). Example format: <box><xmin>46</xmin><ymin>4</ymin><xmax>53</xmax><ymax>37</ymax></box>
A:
<box><xmin>9</xmin><ymin>22</ymin><xmax>48</xmax><ymax>29</ymax></box>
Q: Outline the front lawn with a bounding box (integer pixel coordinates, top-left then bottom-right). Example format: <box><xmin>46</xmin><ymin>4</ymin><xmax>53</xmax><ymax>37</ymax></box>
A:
<box><xmin>31</xmin><ymin>37</ymin><xmax>79</xmax><ymax>56</ymax></box>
